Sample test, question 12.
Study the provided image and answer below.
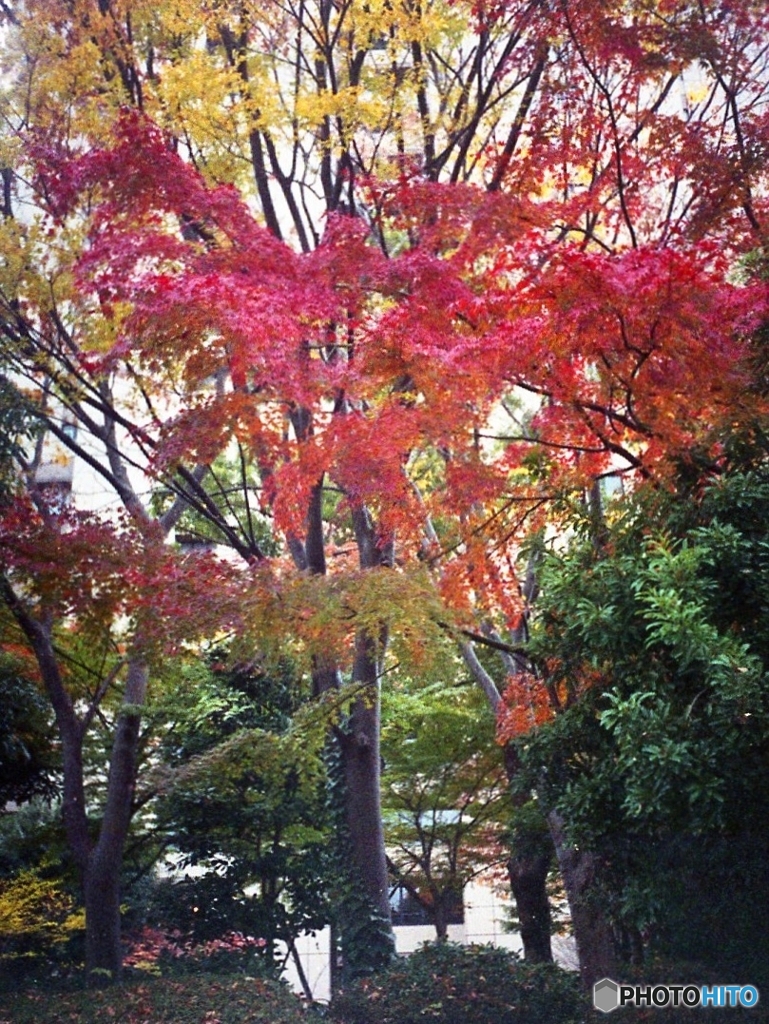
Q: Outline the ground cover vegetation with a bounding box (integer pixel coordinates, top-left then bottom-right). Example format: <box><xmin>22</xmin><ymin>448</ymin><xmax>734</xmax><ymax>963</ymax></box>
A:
<box><xmin>0</xmin><ymin>0</ymin><xmax>767</xmax><ymax>1014</ymax></box>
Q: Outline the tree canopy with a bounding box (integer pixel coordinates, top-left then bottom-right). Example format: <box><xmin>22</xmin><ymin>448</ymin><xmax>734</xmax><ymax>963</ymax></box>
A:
<box><xmin>0</xmin><ymin>0</ymin><xmax>767</xmax><ymax>990</ymax></box>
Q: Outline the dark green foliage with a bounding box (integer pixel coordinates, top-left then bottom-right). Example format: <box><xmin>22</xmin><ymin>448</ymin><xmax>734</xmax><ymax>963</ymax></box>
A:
<box><xmin>151</xmin><ymin>657</ymin><xmax>333</xmax><ymax>968</ymax></box>
<box><xmin>332</xmin><ymin>943</ymin><xmax>585</xmax><ymax>1024</ymax></box>
<box><xmin>331</xmin><ymin>882</ymin><xmax>395</xmax><ymax>983</ymax></box>
<box><xmin>0</xmin><ymin>800</ymin><xmax>65</xmax><ymax>879</ymax></box>
<box><xmin>518</xmin><ymin>468</ymin><xmax>769</xmax><ymax>980</ymax></box>
<box><xmin>141</xmin><ymin>873</ymin><xmax>261</xmax><ymax>942</ymax></box>
<box><xmin>645</xmin><ymin>833</ymin><xmax>769</xmax><ymax>982</ymax></box>
<box><xmin>0</xmin><ymin>974</ymin><xmax>316</xmax><ymax>1024</ymax></box>
<box><xmin>0</xmin><ymin>664</ymin><xmax>58</xmax><ymax>807</ymax></box>
<box><xmin>504</xmin><ymin>801</ymin><xmax>552</xmax><ymax>869</ymax></box>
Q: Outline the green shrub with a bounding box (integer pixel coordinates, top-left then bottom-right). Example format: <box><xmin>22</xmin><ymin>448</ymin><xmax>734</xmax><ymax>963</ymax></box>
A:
<box><xmin>0</xmin><ymin>974</ymin><xmax>319</xmax><ymax>1024</ymax></box>
<box><xmin>332</xmin><ymin>942</ymin><xmax>586</xmax><ymax>1024</ymax></box>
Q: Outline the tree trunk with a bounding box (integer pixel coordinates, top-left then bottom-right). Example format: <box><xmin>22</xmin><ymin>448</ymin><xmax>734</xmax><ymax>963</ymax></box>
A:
<box><xmin>1</xmin><ymin>594</ymin><xmax>141</xmax><ymax>983</ymax></box>
<box><xmin>300</xmin><ymin>481</ymin><xmax>395</xmax><ymax>976</ymax></box>
<box><xmin>549</xmin><ymin>811</ymin><xmax>617</xmax><ymax>989</ymax></box>
<box><xmin>460</xmin><ymin>597</ymin><xmax>556</xmax><ymax>965</ymax></box>
<box><xmin>465</xmin><ymin>632</ymin><xmax>554</xmax><ymax>964</ymax></box>
<box><xmin>432</xmin><ymin>900</ymin><xmax>449</xmax><ymax>942</ymax></box>
<box><xmin>333</xmin><ymin>507</ymin><xmax>396</xmax><ymax>977</ymax></box>
<box><xmin>502</xmin><ymin>745</ymin><xmax>554</xmax><ymax>963</ymax></box>
<box><xmin>83</xmin><ymin>660</ymin><xmax>147</xmax><ymax>985</ymax></box>
<box><xmin>83</xmin><ymin>854</ymin><xmax>123</xmax><ymax>986</ymax></box>
<box><xmin>5</xmin><ymin>590</ymin><xmax>148</xmax><ymax>986</ymax></box>
<box><xmin>343</xmin><ymin>688</ymin><xmax>390</xmax><ymax>924</ymax></box>
<box><xmin>342</xmin><ymin>714</ymin><xmax>390</xmax><ymax>931</ymax></box>
<box><xmin>337</xmin><ymin>629</ymin><xmax>395</xmax><ymax>976</ymax></box>
<box><xmin>508</xmin><ymin>851</ymin><xmax>553</xmax><ymax>963</ymax></box>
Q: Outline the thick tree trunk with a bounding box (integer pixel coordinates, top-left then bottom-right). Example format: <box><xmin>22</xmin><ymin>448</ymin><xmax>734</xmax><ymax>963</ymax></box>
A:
<box><xmin>84</xmin><ymin>660</ymin><xmax>147</xmax><ymax>985</ymax></box>
<box><xmin>549</xmin><ymin>811</ymin><xmax>617</xmax><ymax>989</ymax></box>
<box><xmin>83</xmin><ymin>721</ymin><xmax>142</xmax><ymax>984</ymax></box>
<box><xmin>299</xmin><ymin>477</ymin><xmax>395</xmax><ymax>975</ymax></box>
<box><xmin>433</xmin><ymin>901</ymin><xmax>449</xmax><ymax>942</ymax></box>
<box><xmin>83</xmin><ymin>855</ymin><xmax>123</xmax><ymax>985</ymax></box>
<box><xmin>502</xmin><ymin>745</ymin><xmax>554</xmax><ymax>963</ymax></box>
<box><xmin>343</xmin><ymin>686</ymin><xmax>390</xmax><ymax>923</ymax></box>
<box><xmin>508</xmin><ymin>851</ymin><xmax>553</xmax><ymax>963</ymax></box>
<box><xmin>332</xmin><ymin>508</ymin><xmax>396</xmax><ymax>977</ymax></box>
<box><xmin>337</xmin><ymin>629</ymin><xmax>395</xmax><ymax>976</ymax></box>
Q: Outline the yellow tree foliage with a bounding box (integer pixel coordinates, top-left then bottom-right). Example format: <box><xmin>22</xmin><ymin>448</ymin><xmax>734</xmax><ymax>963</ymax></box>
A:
<box><xmin>0</xmin><ymin>871</ymin><xmax>84</xmax><ymax>948</ymax></box>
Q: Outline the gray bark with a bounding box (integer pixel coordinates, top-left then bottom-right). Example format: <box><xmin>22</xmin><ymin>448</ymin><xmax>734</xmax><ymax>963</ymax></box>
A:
<box><xmin>549</xmin><ymin>811</ymin><xmax>617</xmax><ymax>989</ymax></box>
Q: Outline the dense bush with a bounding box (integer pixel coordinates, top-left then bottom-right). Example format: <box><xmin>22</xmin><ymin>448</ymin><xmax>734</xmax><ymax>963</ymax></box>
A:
<box><xmin>0</xmin><ymin>974</ymin><xmax>317</xmax><ymax>1024</ymax></box>
<box><xmin>332</xmin><ymin>942</ymin><xmax>586</xmax><ymax>1024</ymax></box>
<box><xmin>517</xmin><ymin>469</ymin><xmax>769</xmax><ymax>983</ymax></box>
<box><xmin>124</xmin><ymin>925</ymin><xmax>277</xmax><ymax>979</ymax></box>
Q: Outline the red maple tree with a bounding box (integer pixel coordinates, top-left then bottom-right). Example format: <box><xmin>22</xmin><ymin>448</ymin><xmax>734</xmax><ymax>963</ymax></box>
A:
<box><xmin>1</xmin><ymin>0</ymin><xmax>767</xmax><ymax>985</ymax></box>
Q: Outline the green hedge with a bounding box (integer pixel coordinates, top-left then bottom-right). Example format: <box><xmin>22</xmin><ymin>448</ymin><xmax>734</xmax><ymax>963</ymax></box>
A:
<box><xmin>0</xmin><ymin>975</ymin><xmax>316</xmax><ymax>1024</ymax></box>
<box><xmin>331</xmin><ymin>943</ymin><xmax>586</xmax><ymax>1024</ymax></box>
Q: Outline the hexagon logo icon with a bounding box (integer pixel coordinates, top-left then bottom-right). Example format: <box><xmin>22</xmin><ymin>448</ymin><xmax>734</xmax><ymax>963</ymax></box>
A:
<box><xmin>594</xmin><ymin>978</ymin><xmax>620</xmax><ymax>1013</ymax></box>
